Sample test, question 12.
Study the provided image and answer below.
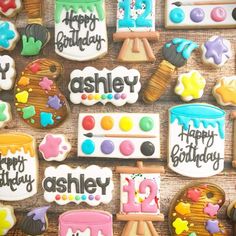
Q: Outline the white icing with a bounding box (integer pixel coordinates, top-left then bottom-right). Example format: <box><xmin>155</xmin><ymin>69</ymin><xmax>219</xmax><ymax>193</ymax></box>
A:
<box><xmin>66</xmin><ymin>228</ymin><xmax>104</xmax><ymax>236</ymax></box>
<box><xmin>0</xmin><ymin>204</ymin><xmax>16</xmax><ymax>235</ymax></box>
<box><xmin>0</xmin><ymin>100</ymin><xmax>12</xmax><ymax>128</ymax></box>
<box><xmin>0</xmin><ymin>55</ymin><xmax>16</xmax><ymax>91</ymax></box>
<box><xmin>69</xmin><ymin>67</ymin><xmax>141</xmax><ymax>106</ymax></box>
<box><xmin>0</xmin><ymin>0</ymin><xmax>22</xmax><ymax>17</ymax></box>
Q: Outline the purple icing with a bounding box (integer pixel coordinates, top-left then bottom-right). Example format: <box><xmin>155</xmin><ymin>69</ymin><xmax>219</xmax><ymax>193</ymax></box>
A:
<box><xmin>205</xmin><ymin>37</ymin><xmax>229</xmax><ymax>65</ymax></box>
<box><xmin>101</xmin><ymin>140</ymin><xmax>114</xmax><ymax>154</ymax></box>
<box><xmin>47</xmin><ymin>95</ymin><xmax>62</xmax><ymax>110</ymax></box>
<box><xmin>27</xmin><ymin>206</ymin><xmax>50</xmax><ymax>225</ymax></box>
<box><xmin>115</xmin><ymin>94</ymin><xmax>121</xmax><ymax>100</ymax></box>
<box><xmin>206</xmin><ymin>219</ymin><xmax>220</xmax><ymax>234</ymax></box>
<box><xmin>190</xmin><ymin>8</ymin><xmax>205</xmax><ymax>23</ymax></box>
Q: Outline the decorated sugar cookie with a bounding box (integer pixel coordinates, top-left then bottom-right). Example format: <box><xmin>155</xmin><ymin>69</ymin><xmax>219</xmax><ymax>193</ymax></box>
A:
<box><xmin>169</xmin><ymin>104</ymin><xmax>225</xmax><ymax>178</ymax></box>
<box><xmin>59</xmin><ymin>210</ymin><xmax>113</xmax><ymax>236</ymax></box>
<box><xmin>175</xmin><ymin>70</ymin><xmax>206</xmax><ymax>101</ymax></box>
<box><xmin>201</xmin><ymin>36</ymin><xmax>232</xmax><ymax>68</ymax></box>
<box><xmin>14</xmin><ymin>59</ymin><xmax>70</xmax><ymax>129</ymax></box>
<box><xmin>0</xmin><ymin>21</ymin><xmax>19</xmax><ymax>51</ymax></box>
<box><xmin>55</xmin><ymin>0</ymin><xmax>108</xmax><ymax>61</ymax></box>
<box><xmin>0</xmin><ymin>0</ymin><xmax>22</xmax><ymax>17</ymax></box>
<box><xmin>213</xmin><ymin>76</ymin><xmax>236</xmax><ymax>106</ymax></box>
<box><xmin>0</xmin><ymin>204</ymin><xmax>16</xmax><ymax>235</ymax></box>
<box><xmin>69</xmin><ymin>67</ymin><xmax>141</xmax><ymax>106</ymax></box>
<box><xmin>0</xmin><ymin>55</ymin><xmax>16</xmax><ymax>91</ymax></box>
<box><xmin>39</xmin><ymin>134</ymin><xmax>71</xmax><ymax>162</ymax></box>
<box><xmin>43</xmin><ymin>165</ymin><xmax>114</xmax><ymax>206</ymax></box>
<box><xmin>19</xmin><ymin>206</ymin><xmax>50</xmax><ymax>236</ymax></box>
<box><xmin>169</xmin><ymin>183</ymin><xmax>228</xmax><ymax>235</ymax></box>
<box><xmin>0</xmin><ymin>100</ymin><xmax>12</xmax><ymax>128</ymax></box>
<box><xmin>0</xmin><ymin>133</ymin><xmax>38</xmax><ymax>200</ymax></box>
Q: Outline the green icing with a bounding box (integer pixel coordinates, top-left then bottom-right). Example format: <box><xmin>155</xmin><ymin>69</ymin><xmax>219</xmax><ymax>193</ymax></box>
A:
<box><xmin>0</xmin><ymin>103</ymin><xmax>7</xmax><ymax>122</ymax></box>
<box><xmin>22</xmin><ymin>106</ymin><xmax>36</xmax><ymax>119</ymax></box>
<box><xmin>55</xmin><ymin>0</ymin><xmax>105</xmax><ymax>23</ymax></box>
<box><xmin>21</xmin><ymin>35</ymin><xmax>43</xmax><ymax>56</ymax></box>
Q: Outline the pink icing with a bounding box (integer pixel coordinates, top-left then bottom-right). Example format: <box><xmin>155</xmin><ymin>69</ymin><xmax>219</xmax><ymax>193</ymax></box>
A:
<box><xmin>211</xmin><ymin>7</ymin><xmax>227</xmax><ymax>22</ymax></box>
<box><xmin>59</xmin><ymin>210</ymin><xmax>113</xmax><ymax>236</ymax></box>
<box><xmin>204</xmin><ymin>203</ymin><xmax>220</xmax><ymax>217</ymax></box>
<box><xmin>39</xmin><ymin>77</ymin><xmax>53</xmax><ymax>91</ymax></box>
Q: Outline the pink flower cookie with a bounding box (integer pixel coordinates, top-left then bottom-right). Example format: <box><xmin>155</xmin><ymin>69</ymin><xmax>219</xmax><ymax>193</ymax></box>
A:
<box><xmin>39</xmin><ymin>134</ymin><xmax>71</xmax><ymax>162</ymax></box>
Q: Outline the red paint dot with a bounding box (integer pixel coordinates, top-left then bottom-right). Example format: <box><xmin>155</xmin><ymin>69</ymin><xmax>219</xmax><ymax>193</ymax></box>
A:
<box><xmin>82</xmin><ymin>115</ymin><xmax>95</xmax><ymax>130</ymax></box>
<box><xmin>55</xmin><ymin>194</ymin><xmax>61</xmax><ymax>200</ymax></box>
<box><xmin>81</xmin><ymin>94</ymin><xmax>87</xmax><ymax>100</ymax></box>
<box><xmin>29</xmin><ymin>62</ymin><xmax>41</xmax><ymax>73</ymax></box>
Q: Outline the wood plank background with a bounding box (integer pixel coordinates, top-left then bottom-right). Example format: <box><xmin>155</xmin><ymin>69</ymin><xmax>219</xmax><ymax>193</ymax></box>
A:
<box><xmin>0</xmin><ymin>0</ymin><xmax>236</xmax><ymax>235</ymax></box>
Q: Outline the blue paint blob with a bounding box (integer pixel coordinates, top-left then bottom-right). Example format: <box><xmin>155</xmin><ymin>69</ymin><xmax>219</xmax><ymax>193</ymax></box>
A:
<box><xmin>170</xmin><ymin>8</ymin><xmax>185</xmax><ymax>23</ymax></box>
<box><xmin>81</xmin><ymin>195</ymin><xmax>87</xmax><ymax>201</ymax></box>
<box><xmin>82</xmin><ymin>139</ymin><xmax>95</xmax><ymax>155</ymax></box>
<box><xmin>107</xmin><ymin>94</ymin><xmax>113</xmax><ymax>100</ymax></box>
<box><xmin>40</xmin><ymin>112</ymin><xmax>54</xmax><ymax>127</ymax></box>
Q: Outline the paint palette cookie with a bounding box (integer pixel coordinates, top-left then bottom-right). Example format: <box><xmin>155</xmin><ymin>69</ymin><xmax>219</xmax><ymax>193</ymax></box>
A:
<box><xmin>59</xmin><ymin>210</ymin><xmax>113</xmax><ymax>236</ymax></box>
<box><xmin>39</xmin><ymin>134</ymin><xmax>71</xmax><ymax>162</ymax></box>
<box><xmin>169</xmin><ymin>183</ymin><xmax>228</xmax><ymax>235</ymax></box>
<box><xmin>169</xmin><ymin>104</ymin><xmax>225</xmax><ymax>178</ymax></box>
<box><xmin>0</xmin><ymin>0</ymin><xmax>22</xmax><ymax>17</ymax></box>
<box><xmin>0</xmin><ymin>204</ymin><xmax>16</xmax><ymax>235</ymax></box>
<box><xmin>14</xmin><ymin>59</ymin><xmax>70</xmax><ymax>129</ymax></box>
<box><xmin>69</xmin><ymin>67</ymin><xmax>141</xmax><ymax>106</ymax></box>
<box><xmin>0</xmin><ymin>133</ymin><xmax>38</xmax><ymax>201</ymax></box>
<box><xmin>201</xmin><ymin>36</ymin><xmax>232</xmax><ymax>68</ymax></box>
<box><xmin>0</xmin><ymin>100</ymin><xmax>12</xmax><ymax>128</ymax></box>
<box><xmin>78</xmin><ymin>113</ymin><xmax>160</xmax><ymax>159</ymax></box>
<box><xmin>19</xmin><ymin>206</ymin><xmax>50</xmax><ymax>236</ymax></box>
<box><xmin>0</xmin><ymin>21</ymin><xmax>19</xmax><ymax>51</ymax></box>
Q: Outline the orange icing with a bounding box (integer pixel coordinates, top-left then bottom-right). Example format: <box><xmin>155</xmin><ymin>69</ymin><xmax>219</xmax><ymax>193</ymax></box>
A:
<box><xmin>175</xmin><ymin>202</ymin><xmax>191</xmax><ymax>215</ymax></box>
<box><xmin>216</xmin><ymin>80</ymin><xmax>236</xmax><ymax>104</ymax></box>
<box><xmin>18</xmin><ymin>76</ymin><xmax>30</xmax><ymax>86</ymax></box>
<box><xmin>0</xmin><ymin>134</ymin><xmax>35</xmax><ymax>157</ymax></box>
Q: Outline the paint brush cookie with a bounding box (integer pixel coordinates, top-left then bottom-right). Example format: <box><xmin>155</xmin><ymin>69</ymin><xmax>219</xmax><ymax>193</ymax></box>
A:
<box><xmin>39</xmin><ymin>134</ymin><xmax>71</xmax><ymax>162</ymax></box>
<box><xmin>0</xmin><ymin>55</ymin><xmax>16</xmax><ymax>91</ymax></box>
<box><xmin>213</xmin><ymin>76</ymin><xmax>236</xmax><ymax>106</ymax></box>
<box><xmin>0</xmin><ymin>100</ymin><xmax>12</xmax><ymax>128</ymax></box>
<box><xmin>201</xmin><ymin>36</ymin><xmax>232</xmax><ymax>68</ymax></box>
<box><xmin>19</xmin><ymin>206</ymin><xmax>50</xmax><ymax>236</ymax></box>
<box><xmin>0</xmin><ymin>204</ymin><xmax>16</xmax><ymax>235</ymax></box>
<box><xmin>14</xmin><ymin>59</ymin><xmax>70</xmax><ymax>129</ymax></box>
<box><xmin>169</xmin><ymin>182</ymin><xmax>228</xmax><ymax>235</ymax></box>
<box><xmin>59</xmin><ymin>210</ymin><xmax>113</xmax><ymax>236</ymax></box>
<box><xmin>175</xmin><ymin>70</ymin><xmax>206</xmax><ymax>101</ymax></box>
<box><xmin>0</xmin><ymin>0</ymin><xmax>22</xmax><ymax>17</ymax></box>
<box><xmin>0</xmin><ymin>21</ymin><xmax>19</xmax><ymax>51</ymax></box>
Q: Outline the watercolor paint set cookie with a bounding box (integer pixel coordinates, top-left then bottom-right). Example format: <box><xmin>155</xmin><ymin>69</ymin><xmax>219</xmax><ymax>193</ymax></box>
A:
<box><xmin>78</xmin><ymin>113</ymin><xmax>160</xmax><ymax>159</ymax></box>
<box><xmin>165</xmin><ymin>0</ymin><xmax>236</xmax><ymax>29</ymax></box>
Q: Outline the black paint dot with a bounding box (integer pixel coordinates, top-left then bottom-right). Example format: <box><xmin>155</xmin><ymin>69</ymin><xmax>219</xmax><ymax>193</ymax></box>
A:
<box><xmin>233</xmin><ymin>8</ymin><xmax>236</xmax><ymax>21</ymax></box>
<box><xmin>141</xmin><ymin>141</ymin><xmax>155</xmax><ymax>156</ymax></box>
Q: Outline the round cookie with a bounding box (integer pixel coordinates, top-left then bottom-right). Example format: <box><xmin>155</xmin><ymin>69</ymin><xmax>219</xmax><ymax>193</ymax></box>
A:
<box><xmin>0</xmin><ymin>0</ymin><xmax>22</xmax><ymax>17</ymax></box>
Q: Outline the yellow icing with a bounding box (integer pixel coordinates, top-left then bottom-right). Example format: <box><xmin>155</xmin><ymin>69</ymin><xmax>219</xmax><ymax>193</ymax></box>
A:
<box><xmin>0</xmin><ymin>209</ymin><xmax>12</xmax><ymax>235</ymax></box>
<box><xmin>15</xmin><ymin>91</ymin><xmax>29</xmax><ymax>104</ymax></box>
<box><xmin>172</xmin><ymin>218</ymin><xmax>189</xmax><ymax>235</ymax></box>
<box><xmin>0</xmin><ymin>134</ymin><xmax>35</xmax><ymax>157</ymax></box>
<box><xmin>175</xmin><ymin>202</ymin><xmax>191</xmax><ymax>215</ymax></box>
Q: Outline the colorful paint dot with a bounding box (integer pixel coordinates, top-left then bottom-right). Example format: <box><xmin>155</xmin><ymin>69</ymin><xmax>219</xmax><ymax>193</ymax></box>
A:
<box><xmin>81</xmin><ymin>94</ymin><xmax>87</xmax><ymax>100</ymax></box>
<box><xmin>89</xmin><ymin>195</ymin><xmax>94</xmax><ymax>200</ymax></box>
<box><xmin>81</xmin><ymin>195</ymin><xmax>87</xmax><ymax>201</ymax></box>
<box><xmin>101</xmin><ymin>140</ymin><xmax>115</xmax><ymax>154</ymax></box>
<box><xmin>115</xmin><ymin>94</ymin><xmax>121</xmax><ymax>100</ymax></box>
<box><xmin>187</xmin><ymin>188</ymin><xmax>201</xmax><ymax>202</ymax></box>
<box><xmin>88</xmin><ymin>94</ymin><xmax>94</xmax><ymax>100</ymax></box>
<box><xmin>62</xmin><ymin>195</ymin><xmax>67</xmax><ymax>200</ymax></box>
<box><xmin>120</xmin><ymin>140</ymin><xmax>134</xmax><ymax>156</ymax></box>
<box><xmin>22</xmin><ymin>106</ymin><xmax>36</xmax><ymax>119</ymax></box>
<box><xmin>18</xmin><ymin>76</ymin><xmax>30</xmax><ymax>86</ymax></box>
<box><xmin>121</xmin><ymin>93</ymin><xmax>127</xmax><ymax>99</ymax></box>
<box><xmin>15</xmin><ymin>91</ymin><xmax>29</xmax><ymax>103</ymax></box>
<box><xmin>140</xmin><ymin>141</ymin><xmax>155</xmax><ymax>156</ymax></box>
<box><xmin>75</xmin><ymin>195</ymin><xmax>80</xmax><ymax>201</ymax></box>
<box><xmin>107</xmin><ymin>94</ymin><xmax>113</xmax><ymax>100</ymax></box>
<box><xmin>40</xmin><ymin>112</ymin><xmax>54</xmax><ymax>127</ymax></box>
<box><xmin>172</xmin><ymin>218</ymin><xmax>189</xmax><ymax>234</ymax></box>
<box><xmin>95</xmin><ymin>195</ymin><xmax>101</xmax><ymax>201</ymax></box>
<box><xmin>139</xmin><ymin>117</ymin><xmax>154</xmax><ymax>131</ymax></box>
<box><xmin>119</xmin><ymin>116</ymin><xmax>133</xmax><ymax>131</ymax></box>
<box><xmin>82</xmin><ymin>139</ymin><xmax>95</xmax><ymax>155</ymax></box>
<box><xmin>55</xmin><ymin>194</ymin><xmax>61</xmax><ymax>200</ymax></box>
<box><xmin>101</xmin><ymin>94</ymin><xmax>106</xmax><ymax>99</ymax></box>
<box><xmin>170</xmin><ymin>8</ymin><xmax>185</xmax><ymax>23</ymax></box>
<box><xmin>95</xmin><ymin>94</ymin><xmax>101</xmax><ymax>100</ymax></box>
<box><xmin>82</xmin><ymin>115</ymin><xmax>95</xmax><ymax>130</ymax></box>
<box><xmin>190</xmin><ymin>8</ymin><xmax>205</xmax><ymax>23</ymax></box>
<box><xmin>101</xmin><ymin>116</ymin><xmax>114</xmax><ymax>130</ymax></box>
<box><xmin>175</xmin><ymin>202</ymin><xmax>191</xmax><ymax>215</ymax></box>
<box><xmin>69</xmin><ymin>195</ymin><xmax>74</xmax><ymax>201</ymax></box>
<box><xmin>211</xmin><ymin>7</ymin><xmax>227</xmax><ymax>22</ymax></box>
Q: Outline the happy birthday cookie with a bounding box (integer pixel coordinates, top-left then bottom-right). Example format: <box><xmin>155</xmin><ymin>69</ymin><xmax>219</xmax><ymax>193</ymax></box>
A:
<box><xmin>0</xmin><ymin>100</ymin><xmax>12</xmax><ymax>128</ymax></box>
<box><xmin>0</xmin><ymin>0</ymin><xmax>22</xmax><ymax>17</ymax></box>
<box><xmin>169</xmin><ymin>182</ymin><xmax>228</xmax><ymax>235</ymax></box>
<box><xmin>14</xmin><ymin>59</ymin><xmax>70</xmax><ymax>129</ymax></box>
<box><xmin>0</xmin><ymin>204</ymin><xmax>16</xmax><ymax>235</ymax></box>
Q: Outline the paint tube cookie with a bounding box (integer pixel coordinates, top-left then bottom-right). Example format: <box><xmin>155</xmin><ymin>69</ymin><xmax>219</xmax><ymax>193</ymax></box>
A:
<box><xmin>0</xmin><ymin>100</ymin><xmax>12</xmax><ymax>128</ymax></box>
<box><xmin>175</xmin><ymin>70</ymin><xmax>206</xmax><ymax>102</ymax></box>
<box><xmin>0</xmin><ymin>0</ymin><xmax>22</xmax><ymax>17</ymax></box>
<box><xmin>0</xmin><ymin>55</ymin><xmax>16</xmax><ymax>91</ymax></box>
<box><xmin>59</xmin><ymin>210</ymin><xmax>113</xmax><ymax>236</ymax></box>
<box><xmin>14</xmin><ymin>59</ymin><xmax>70</xmax><ymax>129</ymax></box>
<box><xmin>19</xmin><ymin>206</ymin><xmax>50</xmax><ymax>236</ymax></box>
<box><xmin>201</xmin><ymin>36</ymin><xmax>232</xmax><ymax>68</ymax></box>
<box><xmin>143</xmin><ymin>38</ymin><xmax>198</xmax><ymax>103</ymax></box>
<box><xmin>55</xmin><ymin>0</ymin><xmax>108</xmax><ymax>61</ymax></box>
<box><xmin>213</xmin><ymin>76</ymin><xmax>236</xmax><ymax>106</ymax></box>
<box><xmin>169</xmin><ymin>182</ymin><xmax>228</xmax><ymax>235</ymax></box>
<box><xmin>0</xmin><ymin>204</ymin><xmax>16</xmax><ymax>235</ymax></box>
<box><xmin>39</xmin><ymin>134</ymin><xmax>71</xmax><ymax>162</ymax></box>
<box><xmin>0</xmin><ymin>133</ymin><xmax>38</xmax><ymax>201</ymax></box>
<box><xmin>0</xmin><ymin>21</ymin><xmax>19</xmax><ymax>51</ymax></box>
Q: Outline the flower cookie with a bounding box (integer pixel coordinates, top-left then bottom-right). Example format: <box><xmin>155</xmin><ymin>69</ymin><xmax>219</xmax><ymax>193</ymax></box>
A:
<box><xmin>0</xmin><ymin>204</ymin><xmax>16</xmax><ymax>235</ymax></box>
<box><xmin>39</xmin><ymin>134</ymin><xmax>71</xmax><ymax>162</ymax></box>
<box><xmin>201</xmin><ymin>36</ymin><xmax>232</xmax><ymax>68</ymax></box>
<box><xmin>213</xmin><ymin>76</ymin><xmax>236</xmax><ymax>106</ymax></box>
<box><xmin>169</xmin><ymin>183</ymin><xmax>228</xmax><ymax>235</ymax></box>
<box><xmin>0</xmin><ymin>21</ymin><xmax>19</xmax><ymax>51</ymax></box>
<box><xmin>14</xmin><ymin>59</ymin><xmax>70</xmax><ymax>129</ymax></box>
<box><xmin>0</xmin><ymin>0</ymin><xmax>22</xmax><ymax>17</ymax></box>
<box><xmin>0</xmin><ymin>55</ymin><xmax>16</xmax><ymax>91</ymax></box>
<box><xmin>175</xmin><ymin>70</ymin><xmax>206</xmax><ymax>101</ymax></box>
<box><xmin>19</xmin><ymin>206</ymin><xmax>50</xmax><ymax>236</ymax></box>
<box><xmin>0</xmin><ymin>100</ymin><xmax>12</xmax><ymax>128</ymax></box>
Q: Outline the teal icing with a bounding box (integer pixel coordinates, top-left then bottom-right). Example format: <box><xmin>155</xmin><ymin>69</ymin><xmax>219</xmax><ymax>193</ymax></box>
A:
<box><xmin>170</xmin><ymin>104</ymin><xmax>225</xmax><ymax>139</ymax></box>
<box><xmin>170</xmin><ymin>8</ymin><xmax>185</xmax><ymax>24</ymax></box>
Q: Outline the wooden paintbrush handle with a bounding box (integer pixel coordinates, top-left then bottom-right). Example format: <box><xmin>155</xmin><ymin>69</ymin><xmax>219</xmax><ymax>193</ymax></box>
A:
<box><xmin>193</xmin><ymin>0</ymin><xmax>236</xmax><ymax>5</ymax></box>
<box><xmin>23</xmin><ymin>0</ymin><xmax>43</xmax><ymax>24</ymax></box>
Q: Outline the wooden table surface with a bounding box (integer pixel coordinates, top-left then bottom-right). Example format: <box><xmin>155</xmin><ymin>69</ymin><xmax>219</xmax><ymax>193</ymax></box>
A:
<box><xmin>0</xmin><ymin>0</ymin><xmax>236</xmax><ymax>235</ymax></box>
